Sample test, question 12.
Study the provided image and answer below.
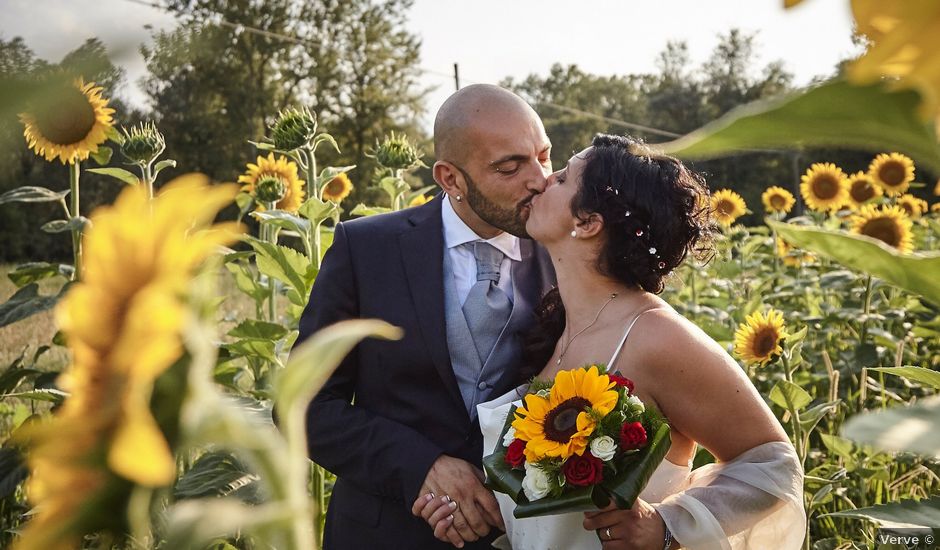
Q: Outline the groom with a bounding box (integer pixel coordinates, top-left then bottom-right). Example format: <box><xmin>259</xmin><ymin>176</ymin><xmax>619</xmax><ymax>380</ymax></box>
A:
<box><xmin>296</xmin><ymin>84</ymin><xmax>556</xmax><ymax>549</ymax></box>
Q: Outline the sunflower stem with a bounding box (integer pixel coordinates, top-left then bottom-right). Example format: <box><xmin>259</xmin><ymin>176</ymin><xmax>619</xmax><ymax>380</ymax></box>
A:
<box><xmin>264</xmin><ymin>203</ymin><xmax>277</xmax><ymax>323</ymax></box>
<box><xmin>781</xmin><ymin>354</ymin><xmax>805</xmax><ymax>468</ymax></box>
<box><xmin>860</xmin><ymin>275</ymin><xmax>873</xmax><ymax>346</ymax></box>
<box><xmin>69</xmin><ymin>162</ymin><xmax>82</xmax><ymax>280</ymax></box>
<box><xmin>143</xmin><ymin>161</ymin><xmax>154</xmax><ymax>200</ymax></box>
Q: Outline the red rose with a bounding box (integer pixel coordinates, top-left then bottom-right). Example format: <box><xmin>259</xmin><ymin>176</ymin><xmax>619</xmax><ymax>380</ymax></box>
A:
<box><xmin>619</xmin><ymin>421</ymin><xmax>647</xmax><ymax>450</ymax></box>
<box><xmin>505</xmin><ymin>439</ymin><xmax>526</xmax><ymax>468</ymax></box>
<box><xmin>609</xmin><ymin>374</ymin><xmax>635</xmax><ymax>394</ymax></box>
<box><xmin>562</xmin><ymin>453</ymin><xmax>604</xmax><ymax>486</ymax></box>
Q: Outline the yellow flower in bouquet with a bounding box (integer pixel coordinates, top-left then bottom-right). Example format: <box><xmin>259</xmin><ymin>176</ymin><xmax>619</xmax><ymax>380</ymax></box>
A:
<box><xmin>14</xmin><ymin>174</ymin><xmax>241</xmax><ymax>550</ymax></box>
<box><xmin>512</xmin><ymin>366</ymin><xmax>619</xmax><ymax>462</ymax></box>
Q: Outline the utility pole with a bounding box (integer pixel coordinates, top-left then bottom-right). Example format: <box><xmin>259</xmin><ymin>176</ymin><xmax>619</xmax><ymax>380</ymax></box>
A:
<box><xmin>454</xmin><ymin>63</ymin><xmax>460</xmax><ymax>91</ymax></box>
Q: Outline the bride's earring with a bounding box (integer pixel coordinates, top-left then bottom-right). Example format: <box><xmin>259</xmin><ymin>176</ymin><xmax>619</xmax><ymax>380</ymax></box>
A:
<box><xmin>570</xmin><ymin>230</ymin><xmax>577</xmax><ymax>238</ymax></box>
<box><xmin>455</xmin><ymin>195</ymin><xmax>462</xmax><ymax>202</ymax></box>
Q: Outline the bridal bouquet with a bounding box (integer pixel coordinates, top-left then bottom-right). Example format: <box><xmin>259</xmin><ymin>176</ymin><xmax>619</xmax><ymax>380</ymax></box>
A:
<box><xmin>483</xmin><ymin>365</ymin><xmax>671</xmax><ymax>518</ymax></box>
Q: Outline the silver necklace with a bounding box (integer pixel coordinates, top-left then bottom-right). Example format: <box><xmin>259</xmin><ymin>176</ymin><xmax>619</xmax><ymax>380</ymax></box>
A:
<box><xmin>556</xmin><ymin>292</ymin><xmax>618</xmax><ymax>366</ymax></box>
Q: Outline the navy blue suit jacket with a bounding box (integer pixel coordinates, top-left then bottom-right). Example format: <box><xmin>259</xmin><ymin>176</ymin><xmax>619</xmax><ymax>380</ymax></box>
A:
<box><xmin>296</xmin><ymin>194</ymin><xmax>555</xmax><ymax>549</ymax></box>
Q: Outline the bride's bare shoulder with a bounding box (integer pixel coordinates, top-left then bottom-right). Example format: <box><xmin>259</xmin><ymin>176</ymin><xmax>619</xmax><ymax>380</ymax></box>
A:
<box><xmin>627</xmin><ymin>307</ymin><xmax>735</xmax><ymax>380</ymax></box>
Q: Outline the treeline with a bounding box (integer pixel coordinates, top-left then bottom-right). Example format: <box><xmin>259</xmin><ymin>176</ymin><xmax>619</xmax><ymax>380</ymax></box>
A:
<box><xmin>1</xmin><ymin>4</ymin><xmax>934</xmax><ymax>262</ymax></box>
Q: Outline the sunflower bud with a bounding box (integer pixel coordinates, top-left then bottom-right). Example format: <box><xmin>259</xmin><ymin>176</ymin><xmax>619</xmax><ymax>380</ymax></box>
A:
<box><xmin>270</xmin><ymin>107</ymin><xmax>317</xmax><ymax>151</ymax></box>
<box><xmin>120</xmin><ymin>122</ymin><xmax>165</xmax><ymax>165</ymax></box>
<box><xmin>255</xmin><ymin>175</ymin><xmax>287</xmax><ymax>204</ymax></box>
<box><xmin>372</xmin><ymin>132</ymin><xmax>423</xmax><ymax>170</ymax></box>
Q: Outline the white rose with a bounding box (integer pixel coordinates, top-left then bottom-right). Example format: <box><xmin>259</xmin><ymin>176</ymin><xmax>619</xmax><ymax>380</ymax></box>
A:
<box><xmin>626</xmin><ymin>395</ymin><xmax>645</xmax><ymax>413</ymax></box>
<box><xmin>502</xmin><ymin>426</ymin><xmax>516</xmax><ymax>447</ymax></box>
<box><xmin>590</xmin><ymin>436</ymin><xmax>617</xmax><ymax>462</ymax></box>
<box><xmin>522</xmin><ymin>463</ymin><xmax>552</xmax><ymax>501</ymax></box>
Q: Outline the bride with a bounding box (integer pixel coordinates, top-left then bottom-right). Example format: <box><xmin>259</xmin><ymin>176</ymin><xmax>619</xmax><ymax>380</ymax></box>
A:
<box><xmin>415</xmin><ymin>134</ymin><xmax>806</xmax><ymax>549</ymax></box>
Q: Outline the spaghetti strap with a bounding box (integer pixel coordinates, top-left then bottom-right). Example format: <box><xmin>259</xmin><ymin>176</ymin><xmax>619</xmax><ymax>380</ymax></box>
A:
<box><xmin>605</xmin><ymin>307</ymin><xmax>670</xmax><ymax>372</ymax></box>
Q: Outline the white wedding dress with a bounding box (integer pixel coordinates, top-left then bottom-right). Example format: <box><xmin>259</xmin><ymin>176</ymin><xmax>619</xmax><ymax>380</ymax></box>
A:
<box><xmin>478</xmin><ymin>308</ymin><xmax>806</xmax><ymax>550</ymax></box>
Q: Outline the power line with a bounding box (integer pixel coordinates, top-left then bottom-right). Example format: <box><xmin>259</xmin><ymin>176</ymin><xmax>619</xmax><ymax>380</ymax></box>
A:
<box><xmin>122</xmin><ymin>0</ymin><xmax>689</xmax><ymax>141</ymax></box>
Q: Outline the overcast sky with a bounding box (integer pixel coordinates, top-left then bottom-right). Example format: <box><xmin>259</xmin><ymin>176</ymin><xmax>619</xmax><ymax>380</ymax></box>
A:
<box><xmin>1</xmin><ymin>0</ymin><xmax>859</xmax><ymax>130</ymax></box>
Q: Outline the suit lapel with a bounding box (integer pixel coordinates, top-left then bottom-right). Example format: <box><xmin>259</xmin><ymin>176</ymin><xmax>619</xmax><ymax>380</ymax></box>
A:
<box><xmin>399</xmin><ymin>196</ymin><xmax>467</xmax><ymax>412</ymax></box>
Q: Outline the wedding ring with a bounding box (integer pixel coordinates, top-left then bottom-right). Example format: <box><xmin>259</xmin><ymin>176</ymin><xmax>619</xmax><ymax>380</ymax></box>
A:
<box><xmin>605</xmin><ymin>527</ymin><xmax>612</xmax><ymax>540</ymax></box>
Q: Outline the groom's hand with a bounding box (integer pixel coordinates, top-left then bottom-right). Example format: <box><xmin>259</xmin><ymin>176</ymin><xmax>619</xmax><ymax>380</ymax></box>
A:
<box><xmin>414</xmin><ymin>455</ymin><xmax>504</xmax><ymax>543</ymax></box>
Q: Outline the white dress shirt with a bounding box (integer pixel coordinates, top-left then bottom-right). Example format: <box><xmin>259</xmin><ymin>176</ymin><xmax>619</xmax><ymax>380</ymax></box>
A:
<box><xmin>441</xmin><ymin>196</ymin><xmax>521</xmax><ymax>306</ymax></box>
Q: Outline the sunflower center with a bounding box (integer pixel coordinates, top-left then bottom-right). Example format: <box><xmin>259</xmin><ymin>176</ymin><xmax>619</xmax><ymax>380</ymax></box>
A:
<box><xmin>543</xmin><ymin>397</ymin><xmax>591</xmax><ymax>443</ymax></box>
<box><xmin>33</xmin><ymin>86</ymin><xmax>97</xmax><ymax>146</ymax></box>
<box><xmin>752</xmin><ymin>328</ymin><xmax>779</xmax><ymax>357</ymax></box>
<box><xmin>770</xmin><ymin>194</ymin><xmax>786</xmax><ymax>209</ymax></box>
<box><xmin>325</xmin><ymin>177</ymin><xmax>345</xmax><ymax>195</ymax></box>
<box><xmin>878</xmin><ymin>163</ymin><xmax>905</xmax><ymax>187</ymax></box>
<box><xmin>899</xmin><ymin>202</ymin><xmax>915</xmax><ymax>217</ymax></box>
<box><xmin>811</xmin><ymin>175</ymin><xmax>840</xmax><ymax>200</ymax></box>
<box><xmin>850</xmin><ymin>180</ymin><xmax>875</xmax><ymax>203</ymax></box>
<box><xmin>861</xmin><ymin>217</ymin><xmax>901</xmax><ymax>248</ymax></box>
<box><xmin>716</xmin><ymin>199</ymin><xmax>734</xmax><ymax>215</ymax></box>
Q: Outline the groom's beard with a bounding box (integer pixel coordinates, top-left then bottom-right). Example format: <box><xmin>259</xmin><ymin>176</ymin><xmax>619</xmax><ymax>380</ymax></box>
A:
<box><xmin>457</xmin><ymin>166</ymin><xmax>534</xmax><ymax>239</ymax></box>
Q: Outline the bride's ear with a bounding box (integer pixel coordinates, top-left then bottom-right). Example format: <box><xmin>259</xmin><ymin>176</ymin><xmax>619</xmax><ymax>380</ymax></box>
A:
<box><xmin>575</xmin><ymin>212</ymin><xmax>605</xmax><ymax>239</ymax></box>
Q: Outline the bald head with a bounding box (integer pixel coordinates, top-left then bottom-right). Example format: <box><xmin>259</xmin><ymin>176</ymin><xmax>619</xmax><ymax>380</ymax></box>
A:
<box><xmin>434</xmin><ymin>84</ymin><xmax>540</xmax><ymax>164</ymax></box>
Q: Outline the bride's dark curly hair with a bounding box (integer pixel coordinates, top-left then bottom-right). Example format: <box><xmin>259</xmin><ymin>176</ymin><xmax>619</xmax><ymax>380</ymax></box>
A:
<box><xmin>519</xmin><ymin>133</ymin><xmax>714</xmax><ymax>383</ymax></box>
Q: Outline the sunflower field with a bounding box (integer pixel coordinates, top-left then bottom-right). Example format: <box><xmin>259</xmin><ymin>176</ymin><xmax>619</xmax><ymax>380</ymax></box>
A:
<box><xmin>1</xmin><ymin>1</ymin><xmax>940</xmax><ymax>549</ymax></box>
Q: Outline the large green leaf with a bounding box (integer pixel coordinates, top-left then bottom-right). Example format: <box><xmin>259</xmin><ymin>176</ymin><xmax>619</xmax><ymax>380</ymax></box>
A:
<box><xmin>869</xmin><ymin>367</ymin><xmax>940</xmax><ymax>390</ymax></box>
<box><xmin>842</xmin><ymin>396</ymin><xmax>940</xmax><ymax>458</ymax></box>
<box><xmin>769</xmin><ymin>379</ymin><xmax>813</xmax><ymax>412</ymax></box>
<box><xmin>227</xmin><ymin>320</ymin><xmax>289</xmax><ymax>341</ymax></box>
<box><xmin>247</xmin><ymin>238</ymin><xmax>315</xmax><ymax>299</ymax></box>
<box><xmin>350</xmin><ymin>203</ymin><xmax>392</xmax><ymax>217</ymax></box>
<box><xmin>0</xmin><ymin>186</ymin><xmax>70</xmax><ymax>205</ymax></box>
<box><xmin>253</xmin><ymin>210</ymin><xmax>311</xmax><ymax>236</ymax></box>
<box><xmin>770</xmin><ymin>221</ymin><xmax>940</xmax><ymax>305</ymax></box>
<box><xmin>0</xmin><ymin>283</ymin><xmax>63</xmax><ymax>329</ymax></box>
<box><xmin>86</xmin><ymin>167</ymin><xmax>140</xmax><ymax>186</ymax></box>
<box><xmin>659</xmin><ymin>80</ymin><xmax>940</xmax><ymax>173</ymax></box>
<box><xmin>600</xmin><ymin>419</ymin><xmax>673</xmax><ymax>511</ymax></box>
<box><xmin>174</xmin><ymin>450</ymin><xmax>262</xmax><ymax>505</ymax></box>
<box><xmin>7</xmin><ymin>262</ymin><xmax>71</xmax><ymax>287</ymax></box>
<box><xmin>482</xmin><ymin>405</ymin><xmax>525</xmax><ymax>502</ymax></box>
<box><xmin>275</xmin><ymin>319</ymin><xmax>402</xmax><ymax>424</ymax></box>
<box><xmin>825</xmin><ymin>495</ymin><xmax>940</xmax><ymax>528</ymax></box>
<box><xmin>41</xmin><ymin>217</ymin><xmax>89</xmax><ymax>234</ymax></box>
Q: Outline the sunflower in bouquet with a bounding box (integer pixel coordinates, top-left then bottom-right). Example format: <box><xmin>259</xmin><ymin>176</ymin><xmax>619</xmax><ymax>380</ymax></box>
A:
<box><xmin>483</xmin><ymin>365</ymin><xmax>671</xmax><ymax>518</ymax></box>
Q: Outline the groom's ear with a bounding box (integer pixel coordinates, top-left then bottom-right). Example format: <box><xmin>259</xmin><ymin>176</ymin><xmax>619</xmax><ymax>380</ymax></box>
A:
<box><xmin>576</xmin><ymin>212</ymin><xmax>605</xmax><ymax>239</ymax></box>
<box><xmin>433</xmin><ymin>161</ymin><xmax>462</xmax><ymax>195</ymax></box>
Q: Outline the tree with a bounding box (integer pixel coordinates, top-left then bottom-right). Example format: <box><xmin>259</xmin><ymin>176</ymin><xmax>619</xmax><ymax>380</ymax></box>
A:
<box><xmin>143</xmin><ymin>0</ymin><xmax>428</xmax><ymax>206</ymax></box>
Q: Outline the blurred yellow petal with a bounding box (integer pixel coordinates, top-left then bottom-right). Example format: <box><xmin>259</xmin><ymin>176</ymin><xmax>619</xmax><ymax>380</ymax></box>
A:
<box><xmin>109</xmin><ymin>406</ymin><xmax>175</xmax><ymax>486</ymax></box>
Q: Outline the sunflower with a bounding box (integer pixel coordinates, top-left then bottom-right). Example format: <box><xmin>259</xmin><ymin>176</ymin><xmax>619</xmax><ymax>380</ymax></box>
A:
<box><xmin>932</xmin><ymin>202</ymin><xmax>940</xmax><ymax>214</ymax></box>
<box><xmin>800</xmin><ymin>163</ymin><xmax>848</xmax><ymax>212</ymax></box>
<box><xmin>734</xmin><ymin>309</ymin><xmax>789</xmax><ymax>366</ymax></box>
<box><xmin>322</xmin><ymin>172</ymin><xmax>354</xmax><ymax>203</ymax></box>
<box><xmin>409</xmin><ymin>194</ymin><xmax>431</xmax><ymax>207</ymax></box>
<box><xmin>850</xmin><ymin>204</ymin><xmax>914</xmax><ymax>253</ymax></box>
<box><xmin>14</xmin><ymin>174</ymin><xmax>241</xmax><ymax>550</ymax></box>
<box><xmin>710</xmin><ymin>189</ymin><xmax>747</xmax><ymax>226</ymax></box>
<box><xmin>844</xmin><ymin>171</ymin><xmax>883</xmax><ymax>209</ymax></box>
<box><xmin>776</xmin><ymin>237</ymin><xmax>813</xmax><ymax>268</ymax></box>
<box><xmin>897</xmin><ymin>194</ymin><xmax>927</xmax><ymax>220</ymax></box>
<box><xmin>868</xmin><ymin>153</ymin><xmax>915</xmax><ymax>196</ymax></box>
<box><xmin>19</xmin><ymin>78</ymin><xmax>115</xmax><ymax>165</ymax></box>
<box><xmin>846</xmin><ymin>1</ymin><xmax>940</xmax><ymax>124</ymax></box>
<box><xmin>238</xmin><ymin>153</ymin><xmax>306</xmax><ymax>212</ymax></box>
<box><xmin>761</xmin><ymin>186</ymin><xmax>796</xmax><ymax>215</ymax></box>
<box><xmin>512</xmin><ymin>366</ymin><xmax>618</xmax><ymax>462</ymax></box>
